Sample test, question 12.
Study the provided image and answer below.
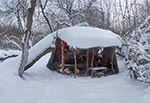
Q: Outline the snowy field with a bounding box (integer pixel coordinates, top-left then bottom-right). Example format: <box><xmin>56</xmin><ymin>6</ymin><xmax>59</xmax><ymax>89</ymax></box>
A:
<box><xmin>0</xmin><ymin>51</ymin><xmax>150</xmax><ymax>103</ymax></box>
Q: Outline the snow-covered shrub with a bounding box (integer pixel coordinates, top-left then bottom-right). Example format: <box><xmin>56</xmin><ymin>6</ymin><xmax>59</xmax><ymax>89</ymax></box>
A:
<box><xmin>124</xmin><ymin>16</ymin><xmax>150</xmax><ymax>83</ymax></box>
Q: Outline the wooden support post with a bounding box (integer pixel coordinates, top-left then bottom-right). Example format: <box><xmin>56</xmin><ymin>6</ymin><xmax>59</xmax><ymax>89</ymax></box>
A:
<box><xmin>111</xmin><ymin>48</ymin><xmax>115</xmax><ymax>73</ymax></box>
<box><xmin>85</xmin><ymin>49</ymin><xmax>89</xmax><ymax>76</ymax></box>
<box><xmin>61</xmin><ymin>41</ymin><xmax>65</xmax><ymax>74</ymax></box>
<box><xmin>74</xmin><ymin>50</ymin><xmax>77</xmax><ymax>78</ymax></box>
<box><xmin>91</xmin><ymin>48</ymin><xmax>95</xmax><ymax>77</ymax></box>
<box><xmin>91</xmin><ymin>48</ymin><xmax>95</xmax><ymax>67</ymax></box>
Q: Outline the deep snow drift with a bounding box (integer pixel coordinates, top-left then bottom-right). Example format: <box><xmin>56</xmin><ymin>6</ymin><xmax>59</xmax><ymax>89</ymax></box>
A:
<box><xmin>0</xmin><ymin>51</ymin><xmax>150</xmax><ymax>103</ymax></box>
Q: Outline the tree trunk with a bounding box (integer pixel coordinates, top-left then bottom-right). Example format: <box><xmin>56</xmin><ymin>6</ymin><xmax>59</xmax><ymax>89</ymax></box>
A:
<box><xmin>18</xmin><ymin>31</ymin><xmax>30</xmax><ymax>78</ymax></box>
<box><xmin>18</xmin><ymin>0</ymin><xmax>37</xmax><ymax>78</ymax></box>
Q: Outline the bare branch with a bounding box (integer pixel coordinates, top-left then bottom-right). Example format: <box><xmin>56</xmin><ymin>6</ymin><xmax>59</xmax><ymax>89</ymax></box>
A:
<box><xmin>39</xmin><ymin>0</ymin><xmax>54</xmax><ymax>32</ymax></box>
<box><xmin>4</xmin><ymin>35</ymin><xmax>22</xmax><ymax>50</ymax></box>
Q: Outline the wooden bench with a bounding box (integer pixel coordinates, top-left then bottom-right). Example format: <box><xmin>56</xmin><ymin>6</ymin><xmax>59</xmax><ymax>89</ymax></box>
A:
<box><xmin>61</xmin><ymin>64</ymin><xmax>86</xmax><ymax>70</ymax></box>
<box><xmin>90</xmin><ymin>67</ymin><xmax>108</xmax><ymax>77</ymax></box>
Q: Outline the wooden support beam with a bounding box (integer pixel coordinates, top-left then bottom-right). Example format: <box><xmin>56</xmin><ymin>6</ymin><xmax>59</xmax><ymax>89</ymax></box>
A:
<box><xmin>85</xmin><ymin>49</ymin><xmax>89</xmax><ymax>76</ymax></box>
<box><xmin>91</xmin><ymin>48</ymin><xmax>95</xmax><ymax>77</ymax></box>
<box><xmin>74</xmin><ymin>50</ymin><xmax>77</xmax><ymax>78</ymax></box>
<box><xmin>111</xmin><ymin>48</ymin><xmax>115</xmax><ymax>73</ymax></box>
<box><xmin>91</xmin><ymin>48</ymin><xmax>95</xmax><ymax>67</ymax></box>
<box><xmin>61</xmin><ymin>41</ymin><xmax>65</xmax><ymax>74</ymax></box>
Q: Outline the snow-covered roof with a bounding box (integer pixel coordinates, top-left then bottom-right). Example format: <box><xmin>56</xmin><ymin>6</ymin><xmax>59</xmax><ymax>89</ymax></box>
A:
<box><xmin>56</xmin><ymin>26</ymin><xmax>122</xmax><ymax>49</ymax></box>
<box><xmin>25</xmin><ymin>26</ymin><xmax>122</xmax><ymax>64</ymax></box>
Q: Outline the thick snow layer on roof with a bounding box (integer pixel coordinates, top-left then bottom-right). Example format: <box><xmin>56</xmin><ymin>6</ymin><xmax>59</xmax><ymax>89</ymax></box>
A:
<box><xmin>57</xmin><ymin>26</ymin><xmax>122</xmax><ymax>49</ymax></box>
<box><xmin>25</xmin><ymin>26</ymin><xmax>122</xmax><ymax>65</ymax></box>
<box><xmin>27</xmin><ymin>34</ymin><xmax>54</xmax><ymax>64</ymax></box>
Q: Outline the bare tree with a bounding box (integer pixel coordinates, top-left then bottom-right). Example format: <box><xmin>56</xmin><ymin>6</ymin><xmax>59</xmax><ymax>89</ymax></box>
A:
<box><xmin>38</xmin><ymin>0</ymin><xmax>54</xmax><ymax>32</ymax></box>
<box><xmin>18</xmin><ymin>0</ymin><xmax>37</xmax><ymax>78</ymax></box>
<box><xmin>54</xmin><ymin>0</ymin><xmax>96</xmax><ymax>27</ymax></box>
<box><xmin>104</xmin><ymin>0</ymin><xmax>112</xmax><ymax>29</ymax></box>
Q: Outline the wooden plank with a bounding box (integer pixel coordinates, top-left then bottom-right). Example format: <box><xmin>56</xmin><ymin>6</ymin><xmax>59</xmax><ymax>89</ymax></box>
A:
<box><xmin>90</xmin><ymin>67</ymin><xmax>107</xmax><ymax>70</ymax></box>
<box><xmin>63</xmin><ymin>64</ymin><xmax>85</xmax><ymax>67</ymax></box>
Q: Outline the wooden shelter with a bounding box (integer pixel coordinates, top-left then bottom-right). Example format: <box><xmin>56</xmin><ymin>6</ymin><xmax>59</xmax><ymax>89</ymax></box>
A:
<box><xmin>46</xmin><ymin>26</ymin><xmax>122</xmax><ymax>77</ymax></box>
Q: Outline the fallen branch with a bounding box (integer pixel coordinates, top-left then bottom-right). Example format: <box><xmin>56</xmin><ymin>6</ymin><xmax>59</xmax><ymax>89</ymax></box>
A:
<box><xmin>0</xmin><ymin>54</ymin><xmax>18</xmax><ymax>61</ymax></box>
<box><xmin>116</xmin><ymin>52</ymin><xmax>125</xmax><ymax>58</ymax></box>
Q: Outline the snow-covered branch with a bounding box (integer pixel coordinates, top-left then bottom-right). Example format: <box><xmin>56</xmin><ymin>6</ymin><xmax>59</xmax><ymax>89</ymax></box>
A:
<box><xmin>4</xmin><ymin>35</ymin><xmax>22</xmax><ymax>50</ymax></box>
<box><xmin>125</xmin><ymin>16</ymin><xmax>150</xmax><ymax>83</ymax></box>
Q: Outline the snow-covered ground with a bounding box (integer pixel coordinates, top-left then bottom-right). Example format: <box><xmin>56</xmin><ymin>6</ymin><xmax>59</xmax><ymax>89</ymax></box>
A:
<box><xmin>0</xmin><ymin>51</ymin><xmax>150</xmax><ymax>103</ymax></box>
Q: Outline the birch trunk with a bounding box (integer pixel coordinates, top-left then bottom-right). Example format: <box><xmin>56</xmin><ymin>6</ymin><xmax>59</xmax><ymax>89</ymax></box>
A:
<box><xmin>18</xmin><ymin>32</ymin><xmax>30</xmax><ymax>78</ymax></box>
<box><xmin>18</xmin><ymin>0</ymin><xmax>37</xmax><ymax>78</ymax></box>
